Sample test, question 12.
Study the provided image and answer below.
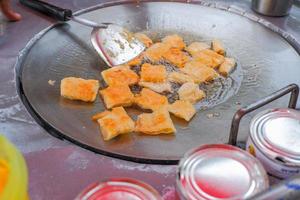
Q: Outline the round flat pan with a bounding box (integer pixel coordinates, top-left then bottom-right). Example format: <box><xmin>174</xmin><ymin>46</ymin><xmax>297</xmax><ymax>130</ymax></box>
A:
<box><xmin>16</xmin><ymin>1</ymin><xmax>300</xmax><ymax>164</ymax></box>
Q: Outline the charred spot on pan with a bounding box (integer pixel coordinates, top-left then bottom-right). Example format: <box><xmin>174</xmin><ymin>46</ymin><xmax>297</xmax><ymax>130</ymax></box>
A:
<box><xmin>131</xmin><ymin>65</ymin><xmax>142</xmax><ymax>74</ymax></box>
<box><xmin>130</xmin><ymin>84</ymin><xmax>142</xmax><ymax>95</ymax></box>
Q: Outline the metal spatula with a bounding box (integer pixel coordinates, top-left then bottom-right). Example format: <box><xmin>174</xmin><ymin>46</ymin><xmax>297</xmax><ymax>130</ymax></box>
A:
<box><xmin>19</xmin><ymin>0</ymin><xmax>145</xmax><ymax>67</ymax></box>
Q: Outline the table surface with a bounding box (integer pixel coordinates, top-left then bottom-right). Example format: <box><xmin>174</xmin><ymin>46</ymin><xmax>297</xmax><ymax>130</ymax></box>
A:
<box><xmin>1</xmin><ymin>0</ymin><xmax>300</xmax><ymax>199</ymax></box>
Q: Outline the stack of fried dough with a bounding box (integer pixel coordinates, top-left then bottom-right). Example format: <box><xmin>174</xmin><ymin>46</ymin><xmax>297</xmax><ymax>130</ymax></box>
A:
<box><xmin>60</xmin><ymin>33</ymin><xmax>236</xmax><ymax>141</ymax></box>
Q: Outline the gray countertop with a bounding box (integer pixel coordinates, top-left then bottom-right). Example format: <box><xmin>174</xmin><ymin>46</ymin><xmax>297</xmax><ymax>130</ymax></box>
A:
<box><xmin>0</xmin><ymin>0</ymin><xmax>299</xmax><ymax>199</ymax></box>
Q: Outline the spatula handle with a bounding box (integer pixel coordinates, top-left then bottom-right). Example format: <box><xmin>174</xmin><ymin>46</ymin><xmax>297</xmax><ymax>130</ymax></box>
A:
<box><xmin>20</xmin><ymin>0</ymin><xmax>72</xmax><ymax>21</ymax></box>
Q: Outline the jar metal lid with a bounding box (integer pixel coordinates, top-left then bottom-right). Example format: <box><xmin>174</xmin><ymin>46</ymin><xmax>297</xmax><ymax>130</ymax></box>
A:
<box><xmin>76</xmin><ymin>178</ymin><xmax>162</xmax><ymax>200</ymax></box>
<box><xmin>250</xmin><ymin>108</ymin><xmax>300</xmax><ymax>165</ymax></box>
<box><xmin>177</xmin><ymin>144</ymin><xmax>268</xmax><ymax>200</ymax></box>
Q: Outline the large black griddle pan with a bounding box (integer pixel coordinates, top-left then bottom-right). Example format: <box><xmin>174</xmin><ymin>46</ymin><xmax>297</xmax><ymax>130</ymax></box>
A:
<box><xmin>16</xmin><ymin>1</ymin><xmax>300</xmax><ymax>164</ymax></box>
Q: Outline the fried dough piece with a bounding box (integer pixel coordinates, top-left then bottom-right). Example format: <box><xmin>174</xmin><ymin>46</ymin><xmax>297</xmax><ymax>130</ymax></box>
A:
<box><xmin>192</xmin><ymin>52</ymin><xmax>214</xmax><ymax>68</ymax></box>
<box><xmin>162</xmin><ymin>48</ymin><xmax>190</xmax><ymax>68</ymax></box>
<box><xmin>162</xmin><ymin>34</ymin><xmax>186</xmax><ymax>50</ymax></box>
<box><xmin>180</xmin><ymin>61</ymin><xmax>218</xmax><ymax>84</ymax></box>
<box><xmin>92</xmin><ymin>111</ymin><xmax>111</xmax><ymax>121</ymax></box>
<box><xmin>168</xmin><ymin>72</ymin><xmax>194</xmax><ymax>84</ymax></box>
<box><xmin>212</xmin><ymin>39</ymin><xmax>225</xmax><ymax>55</ymax></box>
<box><xmin>60</xmin><ymin>77</ymin><xmax>99</xmax><ymax>102</ymax></box>
<box><xmin>140</xmin><ymin>63</ymin><xmax>167</xmax><ymax>83</ymax></box>
<box><xmin>100</xmin><ymin>85</ymin><xmax>134</xmax><ymax>109</ymax></box>
<box><xmin>185</xmin><ymin>42</ymin><xmax>210</xmax><ymax>56</ymax></box>
<box><xmin>178</xmin><ymin>82</ymin><xmax>206</xmax><ymax>104</ymax></box>
<box><xmin>168</xmin><ymin>100</ymin><xmax>196</xmax><ymax>121</ymax></box>
<box><xmin>134</xmin><ymin>88</ymin><xmax>168</xmax><ymax>111</ymax></box>
<box><xmin>138</xmin><ymin>81</ymin><xmax>172</xmax><ymax>93</ymax></box>
<box><xmin>184</xmin><ymin>60</ymin><xmax>208</xmax><ymax>69</ymax></box>
<box><xmin>96</xmin><ymin>107</ymin><xmax>135</xmax><ymax>141</ymax></box>
<box><xmin>193</xmin><ymin>49</ymin><xmax>225</xmax><ymax>68</ymax></box>
<box><xmin>135</xmin><ymin>109</ymin><xmax>176</xmax><ymax>135</ymax></box>
<box><xmin>219</xmin><ymin>57</ymin><xmax>236</xmax><ymax>77</ymax></box>
<box><xmin>101</xmin><ymin>65</ymin><xmax>139</xmax><ymax>86</ymax></box>
<box><xmin>134</xmin><ymin>33</ymin><xmax>153</xmax><ymax>48</ymax></box>
<box><xmin>126</xmin><ymin>53</ymin><xmax>144</xmax><ymax>67</ymax></box>
<box><xmin>202</xmin><ymin>49</ymin><xmax>225</xmax><ymax>64</ymax></box>
<box><xmin>144</xmin><ymin>42</ymin><xmax>170</xmax><ymax>63</ymax></box>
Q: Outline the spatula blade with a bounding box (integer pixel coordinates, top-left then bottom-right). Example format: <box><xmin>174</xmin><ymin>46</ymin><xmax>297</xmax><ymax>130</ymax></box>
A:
<box><xmin>91</xmin><ymin>25</ymin><xmax>145</xmax><ymax>67</ymax></box>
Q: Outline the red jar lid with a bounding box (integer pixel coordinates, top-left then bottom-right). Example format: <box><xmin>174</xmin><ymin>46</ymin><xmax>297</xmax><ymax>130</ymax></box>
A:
<box><xmin>177</xmin><ymin>144</ymin><xmax>269</xmax><ymax>200</ymax></box>
<box><xmin>76</xmin><ymin>178</ymin><xmax>162</xmax><ymax>200</ymax></box>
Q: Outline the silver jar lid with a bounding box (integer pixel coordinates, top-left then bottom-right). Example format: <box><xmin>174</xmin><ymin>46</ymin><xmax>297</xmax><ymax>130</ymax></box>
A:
<box><xmin>177</xmin><ymin>144</ymin><xmax>268</xmax><ymax>200</ymax></box>
<box><xmin>250</xmin><ymin>108</ymin><xmax>300</xmax><ymax>166</ymax></box>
